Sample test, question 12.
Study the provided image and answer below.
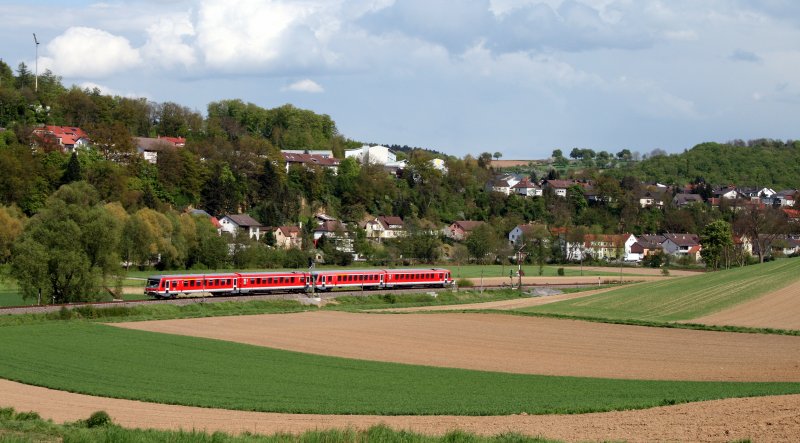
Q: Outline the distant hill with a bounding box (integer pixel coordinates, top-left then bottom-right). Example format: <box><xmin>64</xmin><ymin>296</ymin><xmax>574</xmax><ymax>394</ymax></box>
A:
<box><xmin>612</xmin><ymin>140</ymin><xmax>800</xmax><ymax>189</ymax></box>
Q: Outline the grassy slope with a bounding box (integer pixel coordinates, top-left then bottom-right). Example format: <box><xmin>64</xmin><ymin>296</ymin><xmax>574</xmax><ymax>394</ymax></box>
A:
<box><xmin>0</xmin><ymin>410</ymin><xmax>560</xmax><ymax>443</ymax></box>
<box><xmin>0</xmin><ymin>322</ymin><xmax>799</xmax><ymax>416</ymax></box>
<box><xmin>520</xmin><ymin>258</ymin><xmax>800</xmax><ymax>322</ymax></box>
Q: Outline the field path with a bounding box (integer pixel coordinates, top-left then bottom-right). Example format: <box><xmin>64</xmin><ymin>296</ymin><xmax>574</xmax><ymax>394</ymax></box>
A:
<box><xmin>114</xmin><ymin>311</ymin><xmax>800</xmax><ymax>382</ymax></box>
<box><xmin>1</xmin><ymin>379</ymin><xmax>798</xmax><ymax>442</ymax></box>
<box><xmin>691</xmin><ymin>278</ymin><xmax>800</xmax><ymax>330</ymax></box>
<box><xmin>378</xmin><ymin>286</ymin><xmax>617</xmax><ymax>311</ymax></box>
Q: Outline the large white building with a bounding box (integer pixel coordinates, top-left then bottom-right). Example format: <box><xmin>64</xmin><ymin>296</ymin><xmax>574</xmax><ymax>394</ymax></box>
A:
<box><xmin>345</xmin><ymin>145</ymin><xmax>396</xmax><ymax>165</ymax></box>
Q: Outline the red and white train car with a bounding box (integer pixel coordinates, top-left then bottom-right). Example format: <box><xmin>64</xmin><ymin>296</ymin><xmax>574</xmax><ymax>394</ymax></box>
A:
<box><xmin>145</xmin><ymin>268</ymin><xmax>453</xmax><ymax>298</ymax></box>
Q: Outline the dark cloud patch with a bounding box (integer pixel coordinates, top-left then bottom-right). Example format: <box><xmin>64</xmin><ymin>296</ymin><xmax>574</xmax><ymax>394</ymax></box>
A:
<box><xmin>729</xmin><ymin>49</ymin><xmax>761</xmax><ymax>62</ymax></box>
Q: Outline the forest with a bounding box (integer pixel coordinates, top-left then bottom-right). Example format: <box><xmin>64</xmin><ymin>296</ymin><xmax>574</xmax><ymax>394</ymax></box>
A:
<box><xmin>1</xmin><ymin>60</ymin><xmax>798</xmax><ymax>303</ymax></box>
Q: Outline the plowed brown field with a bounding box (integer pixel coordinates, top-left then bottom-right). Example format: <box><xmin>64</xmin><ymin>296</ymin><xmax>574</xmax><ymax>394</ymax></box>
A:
<box><xmin>114</xmin><ymin>311</ymin><xmax>800</xmax><ymax>382</ymax></box>
<box><xmin>691</xmin><ymin>278</ymin><xmax>800</xmax><ymax>330</ymax></box>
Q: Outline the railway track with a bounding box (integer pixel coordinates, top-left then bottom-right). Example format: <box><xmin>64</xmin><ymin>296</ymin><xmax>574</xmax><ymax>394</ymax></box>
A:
<box><xmin>0</xmin><ymin>283</ymin><xmax>594</xmax><ymax>316</ymax></box>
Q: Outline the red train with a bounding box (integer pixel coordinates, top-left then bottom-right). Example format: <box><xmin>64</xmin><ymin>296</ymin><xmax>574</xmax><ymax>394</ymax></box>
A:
<box><xmin>144</xmin><ymin>268</ymin><xmax>454</xmax><ymax>299</ymax></box>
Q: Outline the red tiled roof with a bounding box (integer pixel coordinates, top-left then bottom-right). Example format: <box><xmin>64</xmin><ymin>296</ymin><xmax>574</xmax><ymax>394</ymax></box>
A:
<box><xmin>453</xmin><ymin>220</ymin><xmax>484</xmax><ymax>232</ymax></box>
<box><xmin>34</xmin><ymin>125</ymin><xmax>90</xmax><ymax>147</ymax></box>
<box><xmin>157</xmin><ymin>136</ymin><xmax>186</xmax><ymax>147</ymax></box>
<box><xmin>283</xmin><ymin>152</ymin><xmax>341</xmax><ymax>167</ymax></box>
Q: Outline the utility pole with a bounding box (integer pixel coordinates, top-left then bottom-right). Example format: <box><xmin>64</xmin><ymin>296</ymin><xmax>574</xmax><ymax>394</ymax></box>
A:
<box><xmin>33</xmin><ymin>33</ymin><xmax>40</xmax><ymax>92</ymax></box>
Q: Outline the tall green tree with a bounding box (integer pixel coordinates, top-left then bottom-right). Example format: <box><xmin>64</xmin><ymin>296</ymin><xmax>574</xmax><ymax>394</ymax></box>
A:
<box><xmin>700</xmin><ymin>220</ymin><xmax>733</xmax><ymax>270</ymax></box>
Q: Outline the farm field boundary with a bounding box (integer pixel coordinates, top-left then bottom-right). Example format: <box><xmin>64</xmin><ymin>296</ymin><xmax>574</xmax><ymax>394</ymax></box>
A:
<box><xmin>114</xmin><ymin>311</ymin><xmax>800</xmax><ymax>382</ymax></box>
<box><xmin>1</xmin><ymin>379</ymin><xmax>798</xmax><ymax>442</ymax></box>
<box><xmin>518</xmin><ymin>258</ymin><xmax>800</xmax><ymax>322</ymax></box>
<box><xmin>1</xmin><ymin>321</ymin><xmax>800</xmax><ymax>416</ymax></box>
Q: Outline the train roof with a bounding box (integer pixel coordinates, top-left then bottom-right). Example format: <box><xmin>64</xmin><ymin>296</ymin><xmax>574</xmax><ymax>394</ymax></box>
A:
<box><xmin>312</xmin><ymin>268</ymin><xmax>450</xmax><ymax>273</ymax></box>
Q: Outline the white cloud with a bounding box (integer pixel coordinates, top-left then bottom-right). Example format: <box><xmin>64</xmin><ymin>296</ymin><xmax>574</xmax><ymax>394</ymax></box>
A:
<box><xmin>194</xmin><ymin>0</ymin><xmax>332</xmax><ymax>72</ymax></box>
<box><xmin>284</xmin><ymin>79</ymin><xmax>324</xmax><ymax>93</ymax></box>
<box><xmin>40</xmin><ymin>27</ymin><xmax>141</xmax><ymax>78</ymax></box>
<box><xmin>141</xmin><ymin>14</ymin><xmax>198</xmax><ymax>69</ymax></box>
<box><xmin>77</xmin><ymin>81</ymin><xmax>151</xmax><ymax>100</ymax></box>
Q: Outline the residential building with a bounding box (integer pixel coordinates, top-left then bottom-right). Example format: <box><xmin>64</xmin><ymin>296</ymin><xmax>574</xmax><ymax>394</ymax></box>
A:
<box><xmin>712</xmin><ymin>186</ymin><xmax>738</xmax><ymax>200</ymax></box>
<box><xmin>444</xmin><ymin>220</ymin><xmax>485</xmax><ymax>241</ymax></box>
<box><xmin>282</xmin><ymin>152</ymin><xmax>341</xmax><ymax>173</ymax></box>
<box><xmin>313</xmin><ymin>214</ymin><xmax>354</xmax><ymax>253</ymax></box>
<box><xmin>219</xmin><ymin>214</ymin><xmax>263</xmax><ymax>240</ymax></box>
<box><xmin>135</xmin><ymin>136</ymin><xmax>185</xmax><ymax>163</ymax></box>
<box><xmin>542</xmin><ymin>179</ymin><xmax>577</xmax><ymax>197</ymax></box>
<box><xmin>272</xmin><ymin>226</ymin><xmax>303</xmax><ymax>250</ymax></box>
<box><xmin>508</xmin><ymin>223</ymin><xmax>550</xmax><ymax>246</ymax></box>
<box><xmin>32</xmin><ymin>125</ymin><xmax>90</xmax><ymax>152</ymax></box>
<box><xmin>672</xmin><ymin>193</ymin><xmax>704</xmax><ymax>207</ymax></box>
<box><xmin>662</xmin><ymin>233</ymin><xmax>701</xmax><ymax>257</ymax></box>
<box><xmin>345</xmin><ymin>145</ymin><xmax>396</xmax><ymax>165</ymax></box>
<box><xmin>565</xmin><ymin>233</ymin><xmax>636</xmax><ymax>261</ymax></box>
<box><xmin>511</xmin><ymin>177</ymin><xmax>542</xmax><ymax>197</ymax></box>
<box><xmin>365</xmin><ymin>216</ymin><xmax>405</xmax><ymax>241</ymax></box>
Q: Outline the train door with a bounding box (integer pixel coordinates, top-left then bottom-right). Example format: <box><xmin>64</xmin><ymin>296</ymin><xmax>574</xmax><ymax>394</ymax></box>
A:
<box><xmin>380</xmin><ymin>273</ymin><xmax>385</xmax><ymax>288</ymax></box>
<box><xmin>164</xmin><ymin>279</ymin><xmax>170</xmax><ymax>297</ymax></box>
<box><xmin>233</xmin><ymin>277</ymin><xmax>238</xmax><ymax>293</ymax></box>
<box><xmin>320</xmin><ymin>275</ymin><xmax>327</xmax><ymax>291</ymax></box>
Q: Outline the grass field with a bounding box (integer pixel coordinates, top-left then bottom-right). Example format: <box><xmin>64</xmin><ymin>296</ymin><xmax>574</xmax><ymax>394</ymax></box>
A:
<box><xmin>0</xmin><ymin>322</ymin><xmax>798</xmax><ymax>416</ymax></box>
<box><xmin>0</xmin><ymin>409</ymin><xmax>560</xmax><ymax>443</ymax></box>
<box><xmin>518</xmin><ymin>258</ymin><xmax>800</xmax><ymax>322</ymax></box>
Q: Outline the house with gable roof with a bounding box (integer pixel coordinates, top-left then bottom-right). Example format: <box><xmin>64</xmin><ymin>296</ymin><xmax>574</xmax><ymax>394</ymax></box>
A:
<box><xmin>282</xmin><ymin>152</ymin><xmax>341</xmax><ymax>174</ymax></box>
<box><xmin>444</xmin><ymin>220</ymin><xmax>485</xmax><ymax>241</ymax></box>
<box><xmin>662</xmin><ymin>233</ymin><xmax>702</xmax><ymax>258</ymax></box>
<box><xmin>219</xmin><ymin>214</ymin><xmax>263</xmax><ymax>240</ymax></box>
<box><xmin>365</xmin><ymin>216</ymin><xmax>405</xmax><ymax>241</ymax></box>
<box><xmin>511</xmin><ymin>177</ymin><xmax>542</xmax><ymax>197</ymax></box>
<box><xmin>272</xmin><ymin>225</ymin><xmax>303</xmax><ymax>250</ymax></box>
<box><xmin>32</xmin><ymin>125</ymin><xmax>91</xmax><ymax>153</ymax></box>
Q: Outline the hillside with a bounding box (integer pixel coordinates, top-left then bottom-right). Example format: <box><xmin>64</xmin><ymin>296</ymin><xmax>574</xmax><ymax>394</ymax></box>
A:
<box><xmin>612</xmin><ymin>141</ymin><xmax>800</xmax><ymax>189</ymax></box>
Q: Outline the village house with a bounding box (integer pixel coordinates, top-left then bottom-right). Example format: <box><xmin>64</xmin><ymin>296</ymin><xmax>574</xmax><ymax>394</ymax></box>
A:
<box><xmin>364</xmin><ymin>216</ymin><xmax>405</xmax><ymax>241</ymax></box>
<box><xmin>565</xmin><ymin>233</ymin><xmax>637</xmax><ymax>262</ymax></box>
<box><xmin>345</xmin><ymin>145</ymin><xmax>396</xmax><ymax>165</ymax></box>
<box><xmin>444</xmin><ymin>220</ymin><xmax>485</xmax><ymax>241</ymax></box>
<box><xmin>542</xmin><ymin>179</ymin><xmax>577</xmax><ymax>197</ymax></box>
<box><xmin>272</xmin><ymin>225</ymin><xmax>303</xmax><ymax>250</ymax></box>
<box><xmin>135</xmin><ymin>136</ymin><xmax>187</xmax><ymax>163</ymax></box>
<box><xmin>282</xmin><ymin>152</ymin><xmax>341</xmax><ymax>174</ymax></box>
<box><xmin>218</xmin><ymin>214</ymin><xmax>263</xmax><ymax>240</ymax></box>
<box><xmin>32</xmin><ymin>125</ymin><xmax>91</xmax><ymax>153</ymax></box>
<box><xmin>313</xmin><ymin>214</ymin><xmax>354</xmax><ymax>253</ymax></box>
<box><xmin>672</xmin><ymin>193</ymin><xmax>704</xmax><ymax>207</ymax></box>
<box><xmin>511</xmin><ymin>177</ymin><xmax>542</xmax><ymax>197</ymax></box>
<box><xmin>507</xmin><ymin>223</ymin><xmax>551</xmax><ymax>246</ymax></box>
<box><xmin>662</xmin><ymin>233</ymin><xmax>702</xmax><ymax>260</ymax></box>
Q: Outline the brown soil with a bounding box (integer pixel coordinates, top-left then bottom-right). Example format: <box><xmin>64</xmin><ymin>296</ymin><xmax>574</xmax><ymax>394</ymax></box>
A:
<box><xmin>691</xmin><ymin>279</ymin><xmax>800</xmax><ymax>330</ymax></box>
<box><xmin>1</xmin><ymin>379</ymin><xmax>798</xmax><ymax>442</ymax></box>
<box><xmin>114</xmin><ymin>311</ymin><xmax>800</xmax><ymax>382</ymax></box>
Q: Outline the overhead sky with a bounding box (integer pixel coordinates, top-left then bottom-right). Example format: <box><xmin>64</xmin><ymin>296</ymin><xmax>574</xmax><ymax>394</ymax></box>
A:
<box><xmin>2</xmin><ymin>1</ymin><xmax>800</xmax><ymax>158</ymax></box>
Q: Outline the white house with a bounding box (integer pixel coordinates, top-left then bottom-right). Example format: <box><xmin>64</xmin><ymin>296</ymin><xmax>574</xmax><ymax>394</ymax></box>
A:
<box><xmin>365</xmin><ymin>216</ymin><xmax>405</xmax><ymax>241</ymax></box>
<box><xmin>345</xmin><ymin>145</ymin><xmax>396</xmax><ymax>165</ymax></box>
<box><xmin>565</xmin><ymin>233</ymin><xmax>637</xmax><ymax>261</ymax></box>
<box><xmin>511</xmin><ymin>177</ymin><xmax>542</xmax><ymax>197</ymax></box>
<box><xmin>219</xmin><ymin>214</ymin><xmax>263</xmax><ymax>240</ymax></box>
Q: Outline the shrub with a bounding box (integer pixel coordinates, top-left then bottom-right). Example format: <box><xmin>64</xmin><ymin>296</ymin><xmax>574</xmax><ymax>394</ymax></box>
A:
<box><xmin>661</xmin><ymin>267</ymin><xmax>670</xmax><ymax>276</ymax></box>
<box><xmin>557</xmin><ymin>267</ymin><xmax>565</xmax><ymax>276</ymax></box>
<box><xmin>85</xmin><ymin>410</ymin><xmax>112</xmax><ymax>428</ymax></box>
<box><xmin>14</xmin><ymin>411</ymin><xmax>41</xmax><ymax>421</ymax></box>
<box><xmin>456</xmin><ymin>278</ymin><xmax>473</xmax><ymax>287</ymax></box>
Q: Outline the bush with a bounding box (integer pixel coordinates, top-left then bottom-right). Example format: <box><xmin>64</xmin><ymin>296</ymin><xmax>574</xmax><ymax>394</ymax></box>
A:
<box><xmin>661</xmin><ymin>267</ymin><xmax>670</xmax><ymax>276</ymax></box>
<box><xmin>456</xmin><ymin>278</ymin><xmax>473</xmax><ymax>287</ymax></box>
<box><xmin>557</xmin><ymin>267</ymin><xmax>565</xmax><ymax>276</ymax></box>
<box><xmin>85</xmin><ymin>410</ymin><xmax>112</xmax><ymax>428</ymax></box>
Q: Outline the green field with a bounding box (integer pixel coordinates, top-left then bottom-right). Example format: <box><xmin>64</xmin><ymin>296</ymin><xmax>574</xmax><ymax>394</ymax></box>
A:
<box><xmin>519</xmin><ymin>258</ymin><xmax>800</xmax><ymax>322</ymax></box>
<box><xmin>0</xmin><ymin>322</ymin><xmax>798</xmax><ymax>416</ymax></box>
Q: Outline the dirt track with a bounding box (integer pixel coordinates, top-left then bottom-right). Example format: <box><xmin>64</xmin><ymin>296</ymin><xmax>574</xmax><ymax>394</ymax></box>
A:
<box><xmin>1</xmin><ymin>379</ymin><xmax>798</xmax><ymax>442</ymax></box>
<box><xmin>381</xmin><ymin>286</ymin><xmax>615</xmax><ymax>311</ymax></box>
<box><xmin>692</xmin><ymin>278</ymin><xmax>800</xmax><ymax>330</ymax></box>
<box><xmin>115</xmin><ymin>311</ymin><xmax>800</xmax><ymax>382</ymax></box>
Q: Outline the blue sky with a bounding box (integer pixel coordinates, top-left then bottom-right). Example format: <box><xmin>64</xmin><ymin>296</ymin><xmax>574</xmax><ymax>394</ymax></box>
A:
<box><xmin>2</xmin><ymin>1</ymin><xmax>800</xmax><ymax>158</ymax></box>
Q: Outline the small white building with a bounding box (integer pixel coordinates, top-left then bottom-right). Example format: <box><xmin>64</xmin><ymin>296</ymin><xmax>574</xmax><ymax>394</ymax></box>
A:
<box><xmin>219</xmin><ymin>214</ymin><xmax>263</xmax><ymax>240</ymax></box>
<box><xmin>345</xmin><ymin>145</ymin><xmax>396</xmax><ymax>165</ymax></box>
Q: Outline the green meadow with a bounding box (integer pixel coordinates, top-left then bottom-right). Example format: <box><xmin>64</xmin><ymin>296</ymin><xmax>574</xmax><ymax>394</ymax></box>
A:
<box><xmin>518</xmin><ymin>258</ymin><xmax>800</xmax><ymax>322</ymax></box>
<box><xmin>1</xmin><ymin>321</ymin><xmax>799</xmax><ymax>416</ymax></box>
